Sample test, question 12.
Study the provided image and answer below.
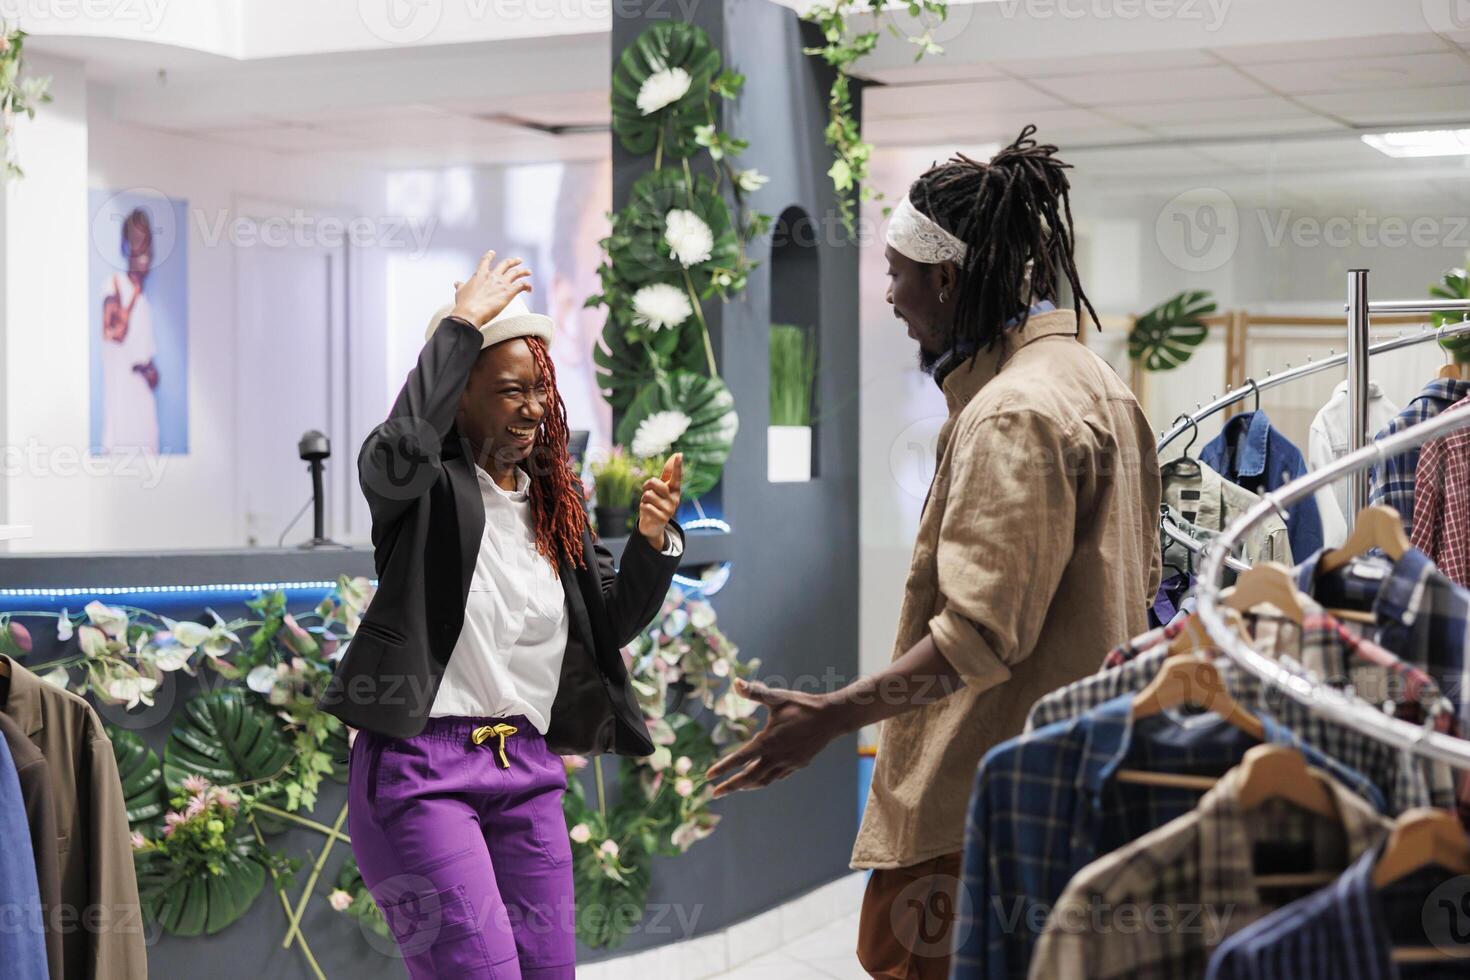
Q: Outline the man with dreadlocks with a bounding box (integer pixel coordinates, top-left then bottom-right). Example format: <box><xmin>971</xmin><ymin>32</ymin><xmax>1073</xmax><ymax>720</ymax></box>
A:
<box><xmin>320</xmin><ymin>251</ymin><xmax>684</xmax><ymax>979</ymax></box>
<box><xmin>707</xmin><ymin>128</ymin><xmax>1161</xmax><ymax>977</ymax></box>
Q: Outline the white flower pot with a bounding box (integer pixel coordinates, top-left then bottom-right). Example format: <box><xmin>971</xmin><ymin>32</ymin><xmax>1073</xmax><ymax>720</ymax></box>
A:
<box><xmin>767</xmin><ymin>425</ymin><xmax>812</xmax><ymax>483</ymax></box>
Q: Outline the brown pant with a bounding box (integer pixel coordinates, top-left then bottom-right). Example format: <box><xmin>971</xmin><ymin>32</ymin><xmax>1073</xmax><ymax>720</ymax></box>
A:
<box><xmin>856</xmin><ymin>852</ymin><xmax>963</xmax><ymax>980</ymax></box>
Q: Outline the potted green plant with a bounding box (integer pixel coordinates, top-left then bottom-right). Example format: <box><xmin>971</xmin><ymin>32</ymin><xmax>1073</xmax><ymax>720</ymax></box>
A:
<box><xmin>769</xmin><ymin>323</ymin><xmax>817</xmax><ymax>482</ymax></box>
<box><xmin>590</xmin><ymin>447</ymin><xmax>644</xmax><ymax>536</ymax></box>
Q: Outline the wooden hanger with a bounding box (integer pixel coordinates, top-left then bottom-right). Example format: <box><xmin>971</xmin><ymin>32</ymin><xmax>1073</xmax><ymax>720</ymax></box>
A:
<box><xmin>1221</xmin><ymin>561</ymin><xmax>1307</xmax><ymax>624</ymax></box>
<box><xmin>1373</xmin><ymin>807</ymin><xmax>1470</xmax><ymax>888</ymax></box>
<box><xmin>1437</xmin><ymin>360</ymin><xmax>1470</xmax><ymax>382</ymax></box>
<box><xmin>1236</xmin><ymin>743</ymin><xmax>1338</xmax><ymax>819</ymax></box>
<box><xmin>1318</xmin><ymin>505</ymin><xmax>1410</xmax><ymax>576</ymax></box>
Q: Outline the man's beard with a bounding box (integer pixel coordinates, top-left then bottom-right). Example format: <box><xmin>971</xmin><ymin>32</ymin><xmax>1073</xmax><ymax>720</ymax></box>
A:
<box><xmin>917</xmin><ymin>346</ymin><xmax>943</xmax><ymax>376</ymax></box>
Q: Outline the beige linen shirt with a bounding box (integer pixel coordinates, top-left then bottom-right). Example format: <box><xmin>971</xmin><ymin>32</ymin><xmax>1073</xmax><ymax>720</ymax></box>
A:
<box><xmin>851</xmin><ymin>309</ymin><xmax>1162</xmax><ymax>870</ymax></box>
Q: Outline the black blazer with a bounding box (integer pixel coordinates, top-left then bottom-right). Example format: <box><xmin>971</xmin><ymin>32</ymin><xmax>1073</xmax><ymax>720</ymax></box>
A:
<box><xmin>317</xmin><ymin>316</ymin><xmax>677</xmax><ymax>756</ymax></box>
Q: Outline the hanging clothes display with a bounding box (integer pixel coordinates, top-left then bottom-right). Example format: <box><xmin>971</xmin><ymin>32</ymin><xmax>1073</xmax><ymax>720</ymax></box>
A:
<box><xmin>0</xmin><ymin>655</ymin><xmax>147</xmax><ymax>980</ymax></box>
<box><xmin>0</xmin><ymin>723</ymin><xmax>49</xmax><ymax>980</ymax></box>
<box><xmin>1406</xmin><ymin>393</ymin><xmax>1470</xmax><ymax>589</ymax></box>
<box><xmin>1201</xmin><ymin>410</ymin><xmax>1324</xmax><ymax>562</ymax></box>
<box><xmin>0</xmin><ymin>709</ymin><xmax>62</xmax><ymax>980</ymax></box>
<box><xmin>1028</xmin><ymin>761</ymin><xmax>1390</xmax><ymax>980</ymax></box>
<box><xmin>1307</xmin><ymin>379</ymin><xmax>1401</xmax><ymax>550</ymax></box>
<box><xmin>1163</xmin><ymin>462</ymin><xmax>1293</xmax><ymax>567</ymax></box>
<box><xmin>1368</xmin><ymin>377</ymin><xmax>1470</xmax><ymax>534</ymax></box>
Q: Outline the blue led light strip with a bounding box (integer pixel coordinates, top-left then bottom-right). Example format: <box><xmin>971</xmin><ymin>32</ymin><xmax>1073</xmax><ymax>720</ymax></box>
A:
<box><xmin>0</xmin><ymin>580</ymin><xmax>375</xmax><ymax>599</ymax></box>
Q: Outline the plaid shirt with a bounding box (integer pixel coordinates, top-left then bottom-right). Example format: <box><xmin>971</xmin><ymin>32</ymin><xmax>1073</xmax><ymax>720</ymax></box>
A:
<box><xmin>1204</xmin><ymin>840</ymin><xmax>1419</xmax><ymax>980</ymax></box>
<box><xmin>1408</xmin><ymin>397</ymin><xmax>1470</xmax><ymax>589</ymax></box>
<box><xmin>1368</xmin><ymin>378</ymin><xmax>1470</xmax><ymax>533</ymax></box>
<box><xmin>1031</xmin><ymin>762</ymin><xmax>1392</xmax><ymax>980</ymax></box>
<box><xmin>1295</xmin><ymin>546</ymin><xmax>1470</xmax><ymax>733</ymax></box>
<box><xmin>952</xmin><ymin>695</ymin><xmax>1385</xmax><ymax>980</ymax></box>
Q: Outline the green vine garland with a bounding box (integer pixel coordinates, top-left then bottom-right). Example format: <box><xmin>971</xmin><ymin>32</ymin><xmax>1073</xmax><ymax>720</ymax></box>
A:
<box><xmin>800</xmin><ymin>0</ymin><xmax>952</xmax><ymax>235</ymax></box>
<box><xmin>0</xmin><ymin>25</ymin><xmax>52</xmax><ymax>181</ymax></box>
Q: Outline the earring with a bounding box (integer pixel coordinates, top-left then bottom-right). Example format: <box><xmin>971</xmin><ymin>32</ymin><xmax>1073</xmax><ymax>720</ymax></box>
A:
<box><xmin>939</xmin><ymin>290</ymin><xmax>949</xmax><ymax>304</ymax></box>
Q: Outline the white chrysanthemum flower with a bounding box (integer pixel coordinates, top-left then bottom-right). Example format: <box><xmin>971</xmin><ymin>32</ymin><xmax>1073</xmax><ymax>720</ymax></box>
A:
<box><xmin>664</xmin><ymin>209</ymin><xmax>714</xmax><ymax>267</ymax></box>
<box><xmin>735</xmin><ymin>169</ymin><xmax>769</xmax><ymax>192</ymax></box>
<box><xmin>631</xmin><ymin>410</ymin><xmax>692</xmax><ymax>459</ymax></box>
<box><xmin>637</xmin><ymin>66</ymin><xmax>692</xmax><ymax>116</ymax></box>
<box><xmin>631</xmin><ymin>283</ymin><xmax>694</xmax><ymax>332</ymax></box>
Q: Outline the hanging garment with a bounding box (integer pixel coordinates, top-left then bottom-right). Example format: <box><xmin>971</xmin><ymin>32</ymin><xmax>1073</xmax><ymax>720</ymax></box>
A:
<box><xmin>0</xmin><ymin>725</ymin><xmax>49</xmax><ymax>980</ymax></box>
<box><xmin>1201</xmin><ymin>410</ymin><xmax>1324</xmax><ymax>562</ymax></box>
<box><xmin>1030</xmin><ymin>618</ymin><xmax>1456</xmax><ymax>818</ymax></box>
<box><xmin>1293</xmin><ymin>547</ymin><xmax>1470</xmax><ymax>733</ymax></box>
<box><xmin>1204</xmin><ymin>838</ymin><xmax>1451</xmax><ymax>980</ymax></box>
<box><xmin>1368</xmin><ymin>377</ymin><xmax>1470</xmax><ymax>533</ymax></box>
<box><xmin>1028</xmin><ymin>760</ymin><xmax>1391</xmax><ymax>980</ymax></box>
<box><xmin>0</xmin><ymin>655</ymin><xmax>147</xmax><ymax>980</ymax></box>
<box><xmin>1308</xmin><ymin>379</ymin><xmax>1401</xmax><ymax>549</ymax></box>
<box><xmin>1407</xmin><ymin>393</ymin><xmax>1470</xmax><ymax>588</ymax></box>
<box><xmin>0</xmin><ymin>709</ymin><xmax>61</xmax><ymax>980</ymax></box>
<box><xmin>948</xmin><ymin>694</ymin><xmax>1383</xmax><ymax>980</ymax></box>
<box><xmin>1163</xmin><ymin>462</ymin><xmax>1293</xmax><ymax>566</ymax></box>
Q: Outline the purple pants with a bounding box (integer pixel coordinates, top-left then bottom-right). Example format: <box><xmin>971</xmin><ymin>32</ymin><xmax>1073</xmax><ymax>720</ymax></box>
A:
<box><xmin>348</xmin><ymin>714</ymin><xmax>576</xmax><ymax>979</ymax></box>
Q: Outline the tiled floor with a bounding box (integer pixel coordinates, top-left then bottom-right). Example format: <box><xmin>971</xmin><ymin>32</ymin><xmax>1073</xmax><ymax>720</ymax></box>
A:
<box><xmin>710</xmin><ymin>910</ymin><xmax>865</xmax><ymax>979</ymax></box>
<box><xmin>577</xmin><ymin>872</ymin><xmax>869</xmax><ymax>979</ymax></box>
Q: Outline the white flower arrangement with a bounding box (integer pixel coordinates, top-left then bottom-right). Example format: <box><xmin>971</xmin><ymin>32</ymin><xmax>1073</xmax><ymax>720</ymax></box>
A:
<box><xmin>631</xmin><ymin>283</ymin><xmax>694</xmax><ymax>332</ymax></box>
<box><xmin>631</xmin><ymin>410</ymin><xmax>692</xmax><ymax>458</ymax></box>
<box><xmin>735</xmin><ymin>168</ymin><xmax>769</xmax><ymax>192</ymax></box>
<box><xmin>636</xmin><ymin>65</ymin><xmax>692</xmax><ymax>116</ymax></box>
<box><xmin>663</xmin><ymin>209</ymin><xmax>714</xmax><ymax>267</ymax></box>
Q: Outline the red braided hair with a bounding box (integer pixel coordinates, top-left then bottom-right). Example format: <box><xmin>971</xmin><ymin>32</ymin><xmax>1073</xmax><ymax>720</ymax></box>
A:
<box><xmin>523</xmin><ymin>336</ymin><xmax>589</xmax><ymax>573</ymax></box>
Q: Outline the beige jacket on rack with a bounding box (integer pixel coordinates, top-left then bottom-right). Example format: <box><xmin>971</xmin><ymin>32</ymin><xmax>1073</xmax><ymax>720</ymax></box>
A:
<box><xmin>1162</xmin><ymin>460</ymin><xmax>1293</xmax><ymax>567</ymax></box>
<box><xmin>1</xmin><ymin>654</ymin><xmax>148</xmax><ymax>980</ymax></box>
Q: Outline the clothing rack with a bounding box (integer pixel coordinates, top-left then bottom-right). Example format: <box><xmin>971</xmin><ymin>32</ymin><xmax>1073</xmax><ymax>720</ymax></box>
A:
<box><xmin>1156</xmin><ymin>315</ymin><xmax>1470</xmax><ymax>573</ymax></box>
<box><xmin>1194</xmin><ymin>402</ymin><xmax>1470</xmax><ymax>770</ymax></box>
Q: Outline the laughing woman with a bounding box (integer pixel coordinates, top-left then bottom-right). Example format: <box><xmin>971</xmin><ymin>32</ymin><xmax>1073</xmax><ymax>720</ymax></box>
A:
<box><xmin>319</xmin><ymin>251</ymin><xmax>685</xmax><ymax>979</ymax></box>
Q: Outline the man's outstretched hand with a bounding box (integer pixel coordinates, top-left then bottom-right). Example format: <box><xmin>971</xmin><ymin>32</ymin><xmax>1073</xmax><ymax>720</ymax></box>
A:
<box><xmin>705</xmin><ymin>678</ymin><xmax>847</xmax><ymax>798</ymax></box>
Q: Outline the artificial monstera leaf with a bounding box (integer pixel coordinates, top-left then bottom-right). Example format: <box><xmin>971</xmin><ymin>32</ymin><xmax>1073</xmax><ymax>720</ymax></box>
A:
<box><xmin>616</xmin><ymin>371</ymin><xmax>739</xmax><ymax>501</ymax></box>
<box><xmin>594</xmin><ymin>299</ymin><xmax>708</xmax><ymax>413</ymax></box>
<box><xmin>163</xmin><ymin>690</ymin><xmax>294</xmax><ymax>817</ymax></box>
<box><xmin>1430</xmin><ymin>269</ymin><xmax>1470</xmax><ymax>361</ymax></box>
<box><xmin>611</xmin><ymin>21</ymin><xmax>721</xmax><ymax>159</ymax></box>
<box><xmin>610</xmin><ymin>169</ymin><xmax>740</xmax><ymax>296</ymax></box>
<box><xmin>135</xmin><ymin>838</ymin><xmax>267</xmax><ymax>936</ymax></box>
<box><xmin>110</xmin><ymin>727</ymin><xmax>167</xmax><ymax>835</ymax></box>
<box><xmin>1128</xmin><ymin>290</ymin><xmax>1215</xmax><ymax>372</ymax></box>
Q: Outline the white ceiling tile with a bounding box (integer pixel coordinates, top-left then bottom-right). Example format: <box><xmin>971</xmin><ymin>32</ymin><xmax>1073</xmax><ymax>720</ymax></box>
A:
<box><xmin>1149</xmin><ymin>117</ymin><xmax>1350</xmax><ymax>140</ymax></box>
<box><xmin>864</xmin><ymin>77</ymin><xmax>1064</xmax><ymax>119</ymax></box>
<box><xmin>995</xmin><ymin>50</ymin><xmax>1217</xmax><ymax>78</ymax></box>
<box><xmin>1102</xmin><ymin>96</ymin><xmax>1321</xmax><ymax>127</ymax></box>
<box><xmin>200</xmin><ymin>124</ymin><xmax>375</xmax><ymax>153</ymax></box>
<box><xmin>1296</xmin><ymin>83</ymin><xmax>1470</xmax><ymax>125</ymax></box>
<box><xmin>1236</xmin><ymin>52</ymin><xmax>1470</xmax><ymax>95</ymax></box>
<box><xmin>1028</xmin><ymin>66</ymin><xmax>1271</xmax><ymax>107</ymax></box>
<box><xmin>436</xmin><ymin>90</ymin><xmax>608</xmax><ymax>126</ymax></box>
<box><xmin>1212</xmin><ymin>33</ymin><xmax>1454</xmax><ymax>65</ymax></box>
<box><xmin>1185</xmin><ymin>137</ymin><xmax>1389</xmax><ymax>171</ymax></box>
<box><xmin>861</xmin><ymin>63</ymin><xmax>1007</xmax><ymax>85</ymax></box>
<box><xmin>868</xmin><ymin>107</ymin><xmax>1149</xmax><ymax>148</ymax></box>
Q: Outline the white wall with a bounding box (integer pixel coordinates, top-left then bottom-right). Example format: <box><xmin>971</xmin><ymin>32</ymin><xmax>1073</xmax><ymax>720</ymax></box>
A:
<box><xmin>0</xmin><ymin>58</ymin><xmax>392</xmax><ymax>554</ymax></box>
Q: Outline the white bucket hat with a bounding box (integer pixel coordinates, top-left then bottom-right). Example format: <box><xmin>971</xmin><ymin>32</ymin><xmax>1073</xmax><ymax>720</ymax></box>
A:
<box><xmin>425</xmin><ymin>293</ymin><xmax>554</xmax><ymax>350</ymax></box>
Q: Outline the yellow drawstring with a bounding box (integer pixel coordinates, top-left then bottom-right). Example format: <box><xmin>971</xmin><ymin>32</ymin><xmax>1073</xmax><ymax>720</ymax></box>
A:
<box><xmin>470</xmin><ymin>723</ymin><xmax>519</xmax><ymax>768</ymax></box>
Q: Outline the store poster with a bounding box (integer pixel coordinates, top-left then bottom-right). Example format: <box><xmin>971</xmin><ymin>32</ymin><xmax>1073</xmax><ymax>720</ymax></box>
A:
<box><xmin>88</xmin><ymin>188</ymin><xmax>189</xmax><ymax>455</ymax></box>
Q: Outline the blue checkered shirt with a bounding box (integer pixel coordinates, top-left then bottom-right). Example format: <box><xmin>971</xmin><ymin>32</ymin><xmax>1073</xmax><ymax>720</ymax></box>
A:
<box><xmin>1204</xmin><ymin>838</ymin><xmax>1454</xmax><ymax>980</ymax></box>
<box><xmin>1368</xmin><ymin>378</ymin><xmax>1470</xmax><ymax>532</ymax></box>
<box><xmin>950</xmin><ymin>695</ymin><xmax>1386</xmax><ymax>980</ymax></box>
<box><xmin>1295</xmin><ymin>546</ymin><xmax>1470</xmax><ymax>732</ymax></box>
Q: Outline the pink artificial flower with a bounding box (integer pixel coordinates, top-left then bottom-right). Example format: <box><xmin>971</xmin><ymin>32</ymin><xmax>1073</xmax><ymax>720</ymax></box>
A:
<box><xmin>7</xmin><ymin>621</ymin><xmax>32</xmax><ymax>654</ymax></box>
<box><xmin>181</xmin><ymin>774</ymin><xmax>210</xmax><ymax>795</ymax></box>
<box><xmin>162</xmin><ymin>812</ymin><xmax>186</xmax><ymax>837</ymax></box>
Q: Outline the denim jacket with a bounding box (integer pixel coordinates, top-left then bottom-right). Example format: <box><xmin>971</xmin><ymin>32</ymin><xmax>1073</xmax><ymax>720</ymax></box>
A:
<box><xmin>1201</xmin><ymin>409</ymin><xmax>1323</xmax><ymax>561</ymax></box>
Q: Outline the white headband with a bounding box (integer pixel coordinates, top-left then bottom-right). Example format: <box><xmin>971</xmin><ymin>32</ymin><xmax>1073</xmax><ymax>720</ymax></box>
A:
<box><xmin>886</xmin><ymin>195</ymin><xmax>967</xmax><ymax>265</ymax></box>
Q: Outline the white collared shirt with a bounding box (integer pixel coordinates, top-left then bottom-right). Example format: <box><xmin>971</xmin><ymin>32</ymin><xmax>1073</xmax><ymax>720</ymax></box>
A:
<box><xmin>429</xmin><ymin>462</ymin><xmax>682</xmax><ymax>733</ymax></box>
<box><xmin>1307</xmin><ymin>379</ymin><xmax>1401</xmax><ymax>549</ymax></box>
